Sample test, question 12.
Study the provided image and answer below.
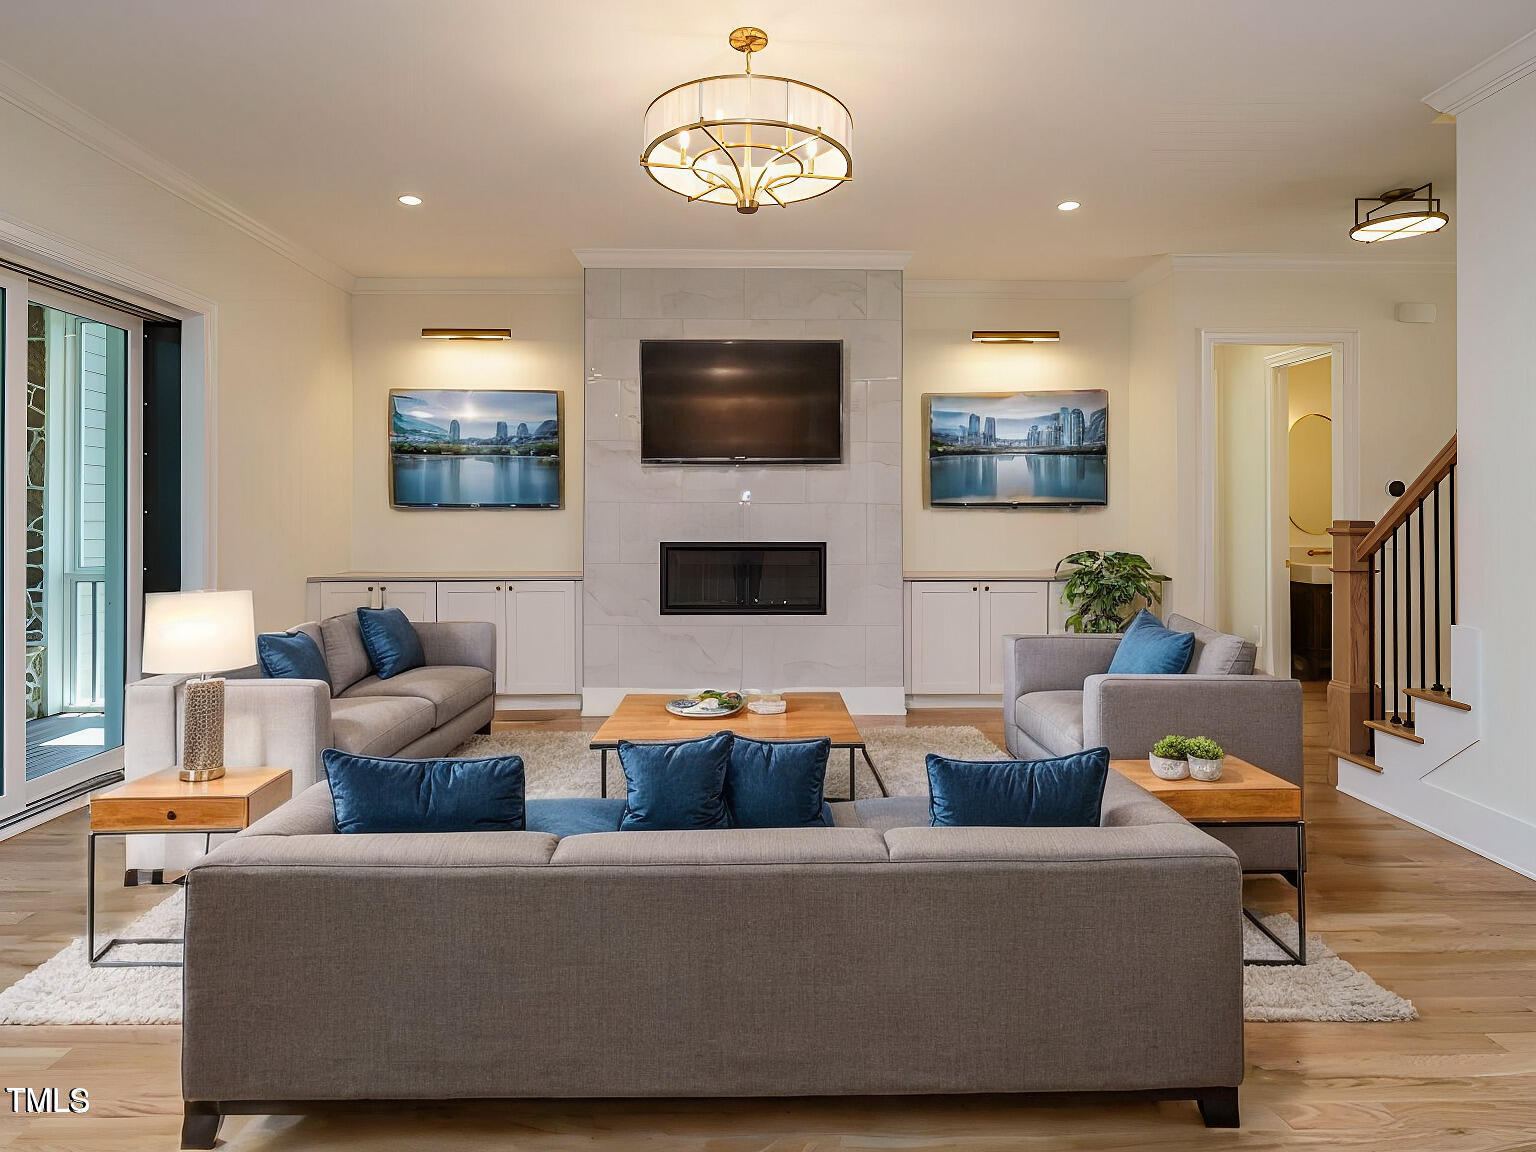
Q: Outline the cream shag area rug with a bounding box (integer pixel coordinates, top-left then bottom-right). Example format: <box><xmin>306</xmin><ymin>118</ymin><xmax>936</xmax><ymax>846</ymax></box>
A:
<box><xmin>0</xmin><ymin>726</ymin><xmax>1414</xmax><ymax>1026</ymax></box>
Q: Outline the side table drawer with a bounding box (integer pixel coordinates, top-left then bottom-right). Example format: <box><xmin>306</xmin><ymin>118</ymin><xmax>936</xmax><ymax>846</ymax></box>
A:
<box><xmin>91</xmin><ymin>796</ymin><xmax>251</xmax><ymax>832</ymax></box>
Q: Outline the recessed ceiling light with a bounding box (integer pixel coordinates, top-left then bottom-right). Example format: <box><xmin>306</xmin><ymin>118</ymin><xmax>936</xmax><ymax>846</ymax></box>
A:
<box><xmin>1057</xmin><ymin>200</ymin><xmax>1080</xmax><ymax>212</ymax></box>
<box><xmin>397</xmin><ymin>194</ymin><xmax>423</xmax><ymax>206</ymax></box>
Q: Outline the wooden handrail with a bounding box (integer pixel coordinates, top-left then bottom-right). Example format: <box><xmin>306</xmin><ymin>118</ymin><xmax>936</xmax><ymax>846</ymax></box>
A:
<box><xmin>1355</xmin><ymin>434</ymin><xmax>1457</xmax><ymax>561</ymax></box>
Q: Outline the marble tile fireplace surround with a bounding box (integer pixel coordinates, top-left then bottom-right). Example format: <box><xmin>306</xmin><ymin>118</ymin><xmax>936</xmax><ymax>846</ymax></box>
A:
<box><xmin>581</xmin><ymin>265</ymin><xmax>904</xmax><ymax>714</ymax></box>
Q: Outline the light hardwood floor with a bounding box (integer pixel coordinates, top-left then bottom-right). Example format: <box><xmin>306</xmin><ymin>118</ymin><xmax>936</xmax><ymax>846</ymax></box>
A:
<box><xmin>3</xmin><ymin>685</ymin><xmax>1535</xmax><ymax>1151</ymax></box>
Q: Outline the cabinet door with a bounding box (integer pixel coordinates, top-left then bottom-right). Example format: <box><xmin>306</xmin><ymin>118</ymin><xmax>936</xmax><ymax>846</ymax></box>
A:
<box><xmin>506</xmin><ymin>581</ymin><xmax>576</xmax><ymax>694</ymax></box>
<box><xmin>909</xmin><ymin>582</ymin><xmax>982</xmax><ymax>694</ymax></box>
<box><xmin>379</xmin><ymin>581</ymin><xmax>438</xmax><ymax>622</ymax></box>
<box><xmin>437</xmin><ymin>582</ymin><xmax>508</xmax><ymax>691</ymax></box>
<box><xmin>979</xmin><ymin>582</ymin><xmax>1049</xmax><ymax>694</ymax></box>
<box><xmin>317</xmin><ymin>581</ymin><xmax>378</xmax><ymax>619</ymax></box>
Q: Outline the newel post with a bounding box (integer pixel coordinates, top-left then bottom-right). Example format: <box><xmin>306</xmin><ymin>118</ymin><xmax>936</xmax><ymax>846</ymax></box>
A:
<box><xmin>1328</xmin><ymin>520</ymin><xmax>1375</xmax><ymax>782</ymax></box>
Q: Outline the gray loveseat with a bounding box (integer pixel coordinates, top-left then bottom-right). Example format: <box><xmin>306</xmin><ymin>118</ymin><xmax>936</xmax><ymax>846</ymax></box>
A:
<box><xmin>179</xmin><ymin>772</ymin><xmax>1243</xmax><ymax>1146</ymax></box>
<box><xmin>1002</xmin><ymin>614</ymin><xmax>1303</xmax><ymax>874</ymax></box>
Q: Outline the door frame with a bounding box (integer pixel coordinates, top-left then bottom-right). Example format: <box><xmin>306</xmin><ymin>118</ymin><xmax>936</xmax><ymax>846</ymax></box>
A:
<box><xmin>1198</xmin><ymin>329</ymin><xmax>1358</xmax><ymax>634</ymax></box>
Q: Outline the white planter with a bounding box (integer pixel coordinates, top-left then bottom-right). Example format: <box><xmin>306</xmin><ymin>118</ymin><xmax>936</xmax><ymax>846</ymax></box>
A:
<box><xmin>1188</xmin><ymin>755</ymin><xmax>1225</xmax><ymax>782</ymax></box>
<box><xmin>1149</xmin><ymin>754</ymin><xmax>1189</xmax><ymax>780</ymax></box>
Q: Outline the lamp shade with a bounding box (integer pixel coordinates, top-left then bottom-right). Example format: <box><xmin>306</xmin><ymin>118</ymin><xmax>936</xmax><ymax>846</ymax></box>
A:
<box><xmin>141</xmin><ymin>590</ymin><xmax>257</xmax><ymax>675</ymax></box>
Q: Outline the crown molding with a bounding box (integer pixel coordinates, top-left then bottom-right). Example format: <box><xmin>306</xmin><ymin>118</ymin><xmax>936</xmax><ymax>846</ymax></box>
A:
<box><xmin>1168</xmin><ymin>253</ymin><xmax>1456</xmax><ymax>274</ymax></box>
<box><xmin>352</xmin><ymin>276</ymin><xmax>582</xmax><ymax>295</ymax></box>
<box><xmin>1424</xmin><ymin>28</ymin><xmax>1536</xmax><ymax>115</ymax></box>
<box><xmin>0</xmin><ymin>59</ymin><xmax>356</xmax><ymax>293</ymax></box>
<box><xmin>904</xmin><ymin>278</ymin><xmax>1131</xmax><ymax>299</ymax></box>
<box><xmin>1124</xmin><ymin>256</ymin><xmax>1174</xmax><ymax>296</ymax></box>
<box><xmin>573</xmin><ymin>248</ymin><xmax>913</xmax><ymax>270</ymax></box>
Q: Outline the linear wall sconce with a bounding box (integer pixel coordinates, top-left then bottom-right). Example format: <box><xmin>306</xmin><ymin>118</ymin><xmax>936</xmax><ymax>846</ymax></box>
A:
<box><xmin>420</xmin><ymin>328</ymin><xmax>513</xmax><ymax>340</ymax></box>
<box><xmin>970</xmin><ymin>331</ymin><xmax>1061</xmax><ymax>343</ymax></box>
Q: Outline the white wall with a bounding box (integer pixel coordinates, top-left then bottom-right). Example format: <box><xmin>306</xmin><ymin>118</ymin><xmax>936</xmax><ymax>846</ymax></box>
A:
<box><xmin>0</xmin><ymin>98</ymin><xmax>352</xmax><ymax>630</ymax></box>
<box><xmin>1426</xmin><ymin>67</ymin><xmax>1536</xmax><ymax>833</ymax></box>
<box><xmin>1212</xmin><ymin>344</ymin><xmax>1277</xmax><ymax>648</ymax></box>
<box><xmin>349</xmin><ymin>289</ymin><xmax>583</xmax><ymax>573</ymax></box>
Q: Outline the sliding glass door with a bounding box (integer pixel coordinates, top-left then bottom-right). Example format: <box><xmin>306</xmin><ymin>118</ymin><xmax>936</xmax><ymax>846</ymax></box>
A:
<box><xmin>1</xmin><ymin>278</ymin><xmax>140</xmax><ymax>823</ymax></box>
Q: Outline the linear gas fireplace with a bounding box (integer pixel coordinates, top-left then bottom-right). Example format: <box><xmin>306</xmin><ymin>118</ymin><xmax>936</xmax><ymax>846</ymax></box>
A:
<box><xmin>660</xmin><ymin>542</ymin><xmax>827</xmax><ymax>615</ymax></box>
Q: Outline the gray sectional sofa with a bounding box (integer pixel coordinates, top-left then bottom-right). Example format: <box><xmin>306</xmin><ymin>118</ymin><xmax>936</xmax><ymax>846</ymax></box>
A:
<box><xmin>179</xmin><ymin>771</ymin><xmax>1244</xmax><ymax>1146</ymax></box>
<box><xmin>1002</xmin><ymin>614</ymin><xmax>1304</xmax><ymax>874</ymax></box>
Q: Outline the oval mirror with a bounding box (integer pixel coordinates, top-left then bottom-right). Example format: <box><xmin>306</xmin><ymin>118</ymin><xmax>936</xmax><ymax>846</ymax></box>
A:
<box><xmin>1288</xmin><ymin>413</ymin><xmax>1332</xmax><ymax>535</ymax></box>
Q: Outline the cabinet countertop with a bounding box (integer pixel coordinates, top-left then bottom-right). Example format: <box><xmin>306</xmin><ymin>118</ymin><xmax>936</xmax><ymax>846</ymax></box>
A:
<box><xmin>308</xmin><ymin>572</ymin><xmax>583</xmax><ymax>582</ymax></box>
<box><xmin>904</xmin><ymin>571</ymin><xmax>1063</xmax><ymax>582</ymax></box>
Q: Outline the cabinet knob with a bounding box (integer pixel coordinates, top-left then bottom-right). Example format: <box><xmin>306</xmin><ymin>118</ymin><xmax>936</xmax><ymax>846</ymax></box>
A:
<box><xmin>496</xmin><ymin>585</ymin><xmax>502</xmax><ymax>591</ymax></box>
<box><xmin>972</xmin><ymin>585</ymin><xmax>978</xmax><ymax>592</ymax></box>
<box><xmin>367</xmin><ymin>586</ymin><xmax>374</xmax><ymax>592</ymax></box>
<box><xmin>380</xmin><ymin>585</ymin><xmax>387</xmax><ymax>591</ymax></box>
<box><xmin>984</xmin><ymin>585</ymin><xmax>990</xmax><ymax>592</ymax></box>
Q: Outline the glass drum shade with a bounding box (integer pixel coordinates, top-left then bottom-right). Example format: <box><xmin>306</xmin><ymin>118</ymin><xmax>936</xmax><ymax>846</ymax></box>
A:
<box><xmin>642</xmin><ymin>73</ymin><xmax>852</xmax><ymax>211</ymax></box>
<box><xmin>1348</xmin><ymin>210</ymin><xmax>1450</xmax><ymax>243</ymax></box>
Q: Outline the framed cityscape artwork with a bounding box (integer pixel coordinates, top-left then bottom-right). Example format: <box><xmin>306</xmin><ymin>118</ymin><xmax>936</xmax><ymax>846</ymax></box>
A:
<box><xmin>924</xmin><ymin>390</ymin><xmax>1108</xmax><ymax>507</ymax></box>
<box><xmin>389</xmin><ymin>389</ymin><xmax>563</xmax><ymax>509</ymax></box>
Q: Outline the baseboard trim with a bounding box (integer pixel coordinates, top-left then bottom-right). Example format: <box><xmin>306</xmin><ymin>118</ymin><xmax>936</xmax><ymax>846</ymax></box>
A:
<box><xmin>495</xmin><ymin>694</ymin><xmax>583</xmax><ymax>712</ymax></box>
<box><xmin>905</xmin><ymin>694</ymin><xmax>1004</xmax><ymax>710</ymax></box>
<box><xmin>0</xmin><ymin>770</ymin><xmax>121</xmax><ymax>842</ymax></box>
<box><xmin>581</xmin><ymin>687</ymin><xmax>906</xmax><ymax>717</ymax></box>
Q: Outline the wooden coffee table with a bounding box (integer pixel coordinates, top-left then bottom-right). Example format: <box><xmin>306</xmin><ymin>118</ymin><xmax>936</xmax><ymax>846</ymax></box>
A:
<box><xmin>1113</xmin><ymin>756</ymin><xmax>1306</xmax><ymax>965</ymax></box>
<box><xmin>589</xmin><ymin>692</ymin><xmax>888</xmax><ymax>802</ymax></box>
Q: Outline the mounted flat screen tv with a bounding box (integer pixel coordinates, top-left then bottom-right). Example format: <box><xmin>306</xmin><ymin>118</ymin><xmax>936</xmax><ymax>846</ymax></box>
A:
<box><xmin>640</xmin><ymin>340</ymin><xmax>842</xmax><ymax>464</ymax></box>
<box><xmin>924</xmin><ymin>390</ymin><xmax>1109</xmax><ymax>507</ymax></box>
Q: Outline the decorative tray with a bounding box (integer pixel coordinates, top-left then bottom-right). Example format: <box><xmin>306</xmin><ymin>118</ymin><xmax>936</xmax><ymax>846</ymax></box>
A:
<box><xmin>665</xmin><ymin>692</ymin><xmax>744</xmax><ymax>719</ymax></box>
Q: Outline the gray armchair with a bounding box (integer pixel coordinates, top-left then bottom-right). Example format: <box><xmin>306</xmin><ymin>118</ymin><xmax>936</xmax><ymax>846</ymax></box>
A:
<box><xmin>1002</xmin><ymin>615</ymin><xmax>1303</xmax><ymax>876</ymax></box>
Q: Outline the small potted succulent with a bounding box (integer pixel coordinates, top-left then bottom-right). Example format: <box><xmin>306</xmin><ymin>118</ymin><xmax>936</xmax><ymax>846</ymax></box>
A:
<box><xmin>1185</xmin><ymin>736</ymin><xmax>1226</xmax><ymax>782</ymax></box>
<box><xmin>1150</xmin><ymin>735</ymin><xmax>1190</xmax><ymax>780</ymax></box>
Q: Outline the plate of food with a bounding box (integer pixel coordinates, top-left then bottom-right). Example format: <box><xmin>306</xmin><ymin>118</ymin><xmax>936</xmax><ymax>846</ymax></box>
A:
<box><xmin>665</xmin><ymin>690</ymin><xmax>745</xmax><ymax>719</ymax></box>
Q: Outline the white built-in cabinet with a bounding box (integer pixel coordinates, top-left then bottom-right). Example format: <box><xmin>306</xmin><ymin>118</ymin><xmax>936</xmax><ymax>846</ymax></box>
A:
<box><xmin>907</xmin><ymin>580</ymin><xmax>1050</xmax><ymax>695</ymax></box>
<box><xmin>308</xmin><ymin>576</ymin><xmax>580</xmax><ymax>696</ymax></box>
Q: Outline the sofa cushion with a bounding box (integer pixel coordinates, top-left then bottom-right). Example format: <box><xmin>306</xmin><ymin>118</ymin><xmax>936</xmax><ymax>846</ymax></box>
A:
<box><xmin>618</xmin><ymin>732</ymin><xmax>733</xmax><ymax>831</ymax></box>
<box><xmin>319</xmin><ymin>613</ymin><xmax>373</xmax><ymax>695</ymax></box>
<box><xmin>342</xmin><ymin>665</ymin><xmax>494</xmax><ymax>728</ymax></box>
<box><xmin>525</xmin><ymin>797</ymin><xmax>626</xmax><ymax>837</ymax></box>
<box><xmin>323</xmin><ymin>749</ymin><xmax>525</xmax><ymax>834</ymax></box>
<box><xmin>1167</xmin><ymin>613</ymin><xmax>1257</xmax><ymax>675</ymax></box>
<box><xmin>725</xmin><ymin>736</ymin><xmax>832</xmax><ymax>828</ymax></box>
<box><xmin>1014</xmin><ymin>690</ymin><xmax>1085</xmax><ymax>755</ymax></box>
<box><xmin>927</xmin><ymin>747</ymin><xmax>1110</xmax><ymax>828</ymax></box>
<box><xmin>357</xmin><ymin>607</ymin><xmax>426</xmax><ymax>679</ymax></box>
<box><xmin>1108</xmin><ymin>610</ymin><xmax>1195</xmax><ymax>675</ymax></box>
<box><xmin>328</xmin><ymin>695</ymin><xmax>435</xmax><ymax>757</ymax></box>
<box><xmin>257</xmin><ymin>631</ymin><xmax>331</xmax><ymax>687</ymax></box>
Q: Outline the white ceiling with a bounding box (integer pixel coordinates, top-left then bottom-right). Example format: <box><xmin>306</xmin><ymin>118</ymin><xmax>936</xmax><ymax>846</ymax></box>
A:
<box><xmin>1</xmin><ymin>0</ymin><xmax>1530</xmax><ymax>281</ymax></box>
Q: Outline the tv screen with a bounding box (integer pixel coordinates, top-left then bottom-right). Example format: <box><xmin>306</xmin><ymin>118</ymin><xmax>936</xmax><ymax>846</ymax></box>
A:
<box><xmin>640</xmin><ymin>340</ymin><xmax>842</xmax><ymax>463</ymax></box>
<box><xmin>925</xmin><ymin>390</ymin><xmax>1109</xmax><ymax>507</ymax></box>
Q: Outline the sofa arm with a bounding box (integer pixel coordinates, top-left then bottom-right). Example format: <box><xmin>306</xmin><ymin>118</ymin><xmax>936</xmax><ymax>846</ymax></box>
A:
<box><xmin>414</xmin><ymin>621</ymin><xmax>496</xmax><ymax>676</ymax></box>
<box><xmin>1001</xmin><ymin>634</ymin><xmax>1120</xmax><ymax>734</ymax></box>
<box><xmin>1083</xmin><ymin>673</ymin><xmax>1304</xmax><ymax>785</ymax></box>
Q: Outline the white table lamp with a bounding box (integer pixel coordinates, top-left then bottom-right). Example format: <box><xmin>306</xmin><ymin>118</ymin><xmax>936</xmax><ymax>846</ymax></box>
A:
<box><xmin>141</xmin><ymin>590</ymin><xmax>257</xmax><ymax>781</ymax></box>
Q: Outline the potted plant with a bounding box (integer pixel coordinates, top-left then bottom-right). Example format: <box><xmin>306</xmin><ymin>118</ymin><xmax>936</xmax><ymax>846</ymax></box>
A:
<box><xmin>1185</xmin><ymin>736</ymin><xmax>1226</xmax><ymax>782</ymax></box>
<box><xmin>1150</xmin><ymin>735</ymin><xmax>1190</xmax><ymax>780</ymax></box>
<box><xmin>1054</xmin><ymin>551</ymin><xmax>1171</xmax><ymax>634</ymax></box>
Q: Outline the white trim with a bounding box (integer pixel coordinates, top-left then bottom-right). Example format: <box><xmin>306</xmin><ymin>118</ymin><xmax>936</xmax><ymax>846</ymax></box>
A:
<box><xmin>573</xmin><ymin>249</ymin><xmax>914</xmax><ymax>270</ymax></box>
<box><xmin>0</xmin><ymin>59</ymin><xmax>355</xmax><ymax>293</ymax></box>
<box><xmin>1198</xmin><ymin>330</ymin><xmax>1360</xmax><ymax>625</ymax></box>
<box><xmin>1</xmin><ymin>270</ymin><xmax>27</xmax><ymax>822</ymax></box>
<box><xmin>580</xmin><ymin>686</ymin><xmax>906</xmax><ymax>717</ymax></box>
<box><xmin>1124</xmin><ymin>256</ymin><xmax>1174</xmax><ymax>296</ymax></box>
<box><xmin>353</xmin><ymin>277</ymin><xmax>582</xmax><ymax>296</ymax></box>
<box><xmin>903</xmin><ymin>279</ymin><xmax>1130</xmax><ymax>300</ymax></box>
<box><xmin>0</xmin><ymin>794</ymin><xmax>90</xmax><ymax>844</ymax></box>
<box><xmin>1170</xmin><ymin>253</ymin><xmax>1455</xmax><ymax>275</ymax></box>
<box><xmin>905</xmin><ymin>694</ymin><xmax>1002</xmax><ymax>710</ymax></box>
<box><xmin>1423</xmin><ymin>28</ymin><xmax>1536</xmax><ymax>115</ymax></box>
<box><xmin>494</xmin><ymin>694</ymin><xmax>583</xmax><ymax>711</ymax></box>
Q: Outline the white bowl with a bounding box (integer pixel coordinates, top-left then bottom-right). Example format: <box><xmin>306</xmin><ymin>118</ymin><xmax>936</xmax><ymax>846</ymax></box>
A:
<box><xmin>1149</xmin><ymin>754</ymin><xmax>1190</xmax><ymax>781</ymax></box>
<box><xmin>1188</xmin><ymin>756</ymin><xmax>1225</xmax><ymax>782</ymax></box>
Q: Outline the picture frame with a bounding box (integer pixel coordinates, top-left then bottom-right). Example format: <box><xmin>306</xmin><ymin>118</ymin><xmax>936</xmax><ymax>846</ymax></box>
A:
<box><xmin>388</xmin><ymin>388</ymin><xmax>564</xmax><ymax>509</ymax></box>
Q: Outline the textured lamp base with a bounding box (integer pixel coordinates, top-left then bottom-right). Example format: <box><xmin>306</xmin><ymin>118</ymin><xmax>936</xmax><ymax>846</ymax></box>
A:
<box><xmin>180</xmin><ymin>677</ymin><xmax>226</xmax><ymax>782</ymax></box>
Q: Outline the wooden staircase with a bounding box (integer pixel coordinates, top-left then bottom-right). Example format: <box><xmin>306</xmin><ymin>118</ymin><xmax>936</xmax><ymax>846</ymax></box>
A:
<box><xmin>1329</xmin><ymin>434</ymin><xmax>1464</xmax><ymax>776</ymax></box>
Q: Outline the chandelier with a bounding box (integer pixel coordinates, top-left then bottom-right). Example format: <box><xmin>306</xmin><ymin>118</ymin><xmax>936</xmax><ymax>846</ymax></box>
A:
<box><xmin>641</xmin><ymin>27</ymin><xmax>852</xmax><ymax>214</ymax></box>
<box><xmin>1349</xmin><ymin>183</ymin><xmax>1449</xmax><ymax>243</ymax></box>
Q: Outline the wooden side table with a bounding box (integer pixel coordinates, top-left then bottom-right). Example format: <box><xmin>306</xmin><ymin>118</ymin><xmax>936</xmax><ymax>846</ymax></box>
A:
<box><xmin>87</xmin><ymin>767</ymin><xmax>292</xmax><ymax>968</ymax></box>
<box><xmin>1112</xmin><ymin>757</ymin><xmax>1306</xmax><ymax>965</ymax></box>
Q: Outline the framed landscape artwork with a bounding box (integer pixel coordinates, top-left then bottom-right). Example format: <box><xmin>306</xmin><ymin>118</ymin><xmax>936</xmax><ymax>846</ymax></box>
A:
<box><xmin>389</xmin><ymin>389</ymin><xmax>563</xmax><ymax>509</ymax></box>
<box><xmin>924</xmin><ymin>390</ymin><xmax>1109</xmax><ymax>507</ymax></box>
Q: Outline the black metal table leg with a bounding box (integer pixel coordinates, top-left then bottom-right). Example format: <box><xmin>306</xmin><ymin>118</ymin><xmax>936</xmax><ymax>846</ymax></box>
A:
<box><xmin>848</xmin><ymin>747</ymin><xmax>857</xmax><ymax>802</ymax></box>
<box><xmin>600</xmin><ymin>748</ymin><xmax>608</xmax><ymax>798</ymax></box>
<box><xmin>87</xmin><ymin>829</ymin><xmax>234</xmax><ymax>968</ymax></box>
<box><xmin>859</xmin><ymin>745</ymin><xmax>889</xmax><ymax>797</ymax></box>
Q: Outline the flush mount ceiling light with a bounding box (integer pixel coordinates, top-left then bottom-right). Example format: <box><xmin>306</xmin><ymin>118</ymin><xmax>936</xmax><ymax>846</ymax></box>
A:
<box><xmin>397</xmin><ymin>194</ymin><xmax>423</xmax><ymax>206</ymax></box>
<box><xmin>420</xmin><ymin>328</ymin><xmax>512</xmax><ymax>340</ymax></box>
<box><xmin>640</xmin><ymin>27</ymin><xmax>852</xmax><ymax>214</ymax></box>
<box><xmin>1056</xmin><ymin>200</ymin><xmax>1080</xmax><ymax>211</ymax></box>
<box><xmin>1350</xmin><ymin>182</ymin><xmax>1449</xmax><ymax>243</ymax></box>
<box><xmin>971</xmin><ymin>331</ymin><xmax>1061</xmax><ymax>343</ymax></box>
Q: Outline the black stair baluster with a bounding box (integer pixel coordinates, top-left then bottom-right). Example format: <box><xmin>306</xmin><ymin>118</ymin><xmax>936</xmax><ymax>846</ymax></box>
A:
<box><xmin>1378</xmin><ymin>547</ymin><xmax>1388</xmax><ymax>732</ymax></box>
<box><xmin>1433</xmin><ymin>481</ymin><xmax>1444</xmax><ymax>692</ymax></box>
<box><xmin>1390</xmin><ymin>528</ymin><xmax>1401</xmax><ymax>725</ymax></box>
<box><xmin>1418</xmin><ymin>499</ymin><xmax>1427</xmax><ymax>698</ymax></box>
<box><xmin>1449</xmin><ymin>464</ymin><xmax>1457</xmax><ymax>627</ymax></box>
<box><xmin>1404</xmin><ymin>516</ymin><xmax>1414</xmax><ymax>730</ymax></box>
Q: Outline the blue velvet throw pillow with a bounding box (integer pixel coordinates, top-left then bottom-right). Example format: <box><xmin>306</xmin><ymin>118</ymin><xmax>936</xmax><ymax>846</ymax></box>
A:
<box><xmin>927</xmin><ymin>747</ymin><xmax>1110</xmax><ymax>828</ymax></box>
<box><xmin>618</xmin><ymin>732</ymin><xmax>733</xmax><ymax>831</ymax></box>
<box><xmin>324</xmin><ymin>750</ymin><xmax>525</xmax><ymax>834</ymax></box>
<box><xmin>1107</xmin><ymin>609</ymin><xmax>1195</xmax><ymax>675</ymax></box>
<box><xmin>356</xmin><ymin>606</ymin><xmax>425</xmax><ymax>679</ymax></box>
<box><xmin>525</xmin><ymin>797</ymin><xmax>626</xmax><ymax>837</ymax></box>
<box><xmin>725</xmin><ymin>736</ymin><xmax>832</xmax><ymax>828</ymax></box>
<box><xmin>256</xmin><ymin>631</ymin><xmax>330</xmax><ymax>687</ymax></box>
